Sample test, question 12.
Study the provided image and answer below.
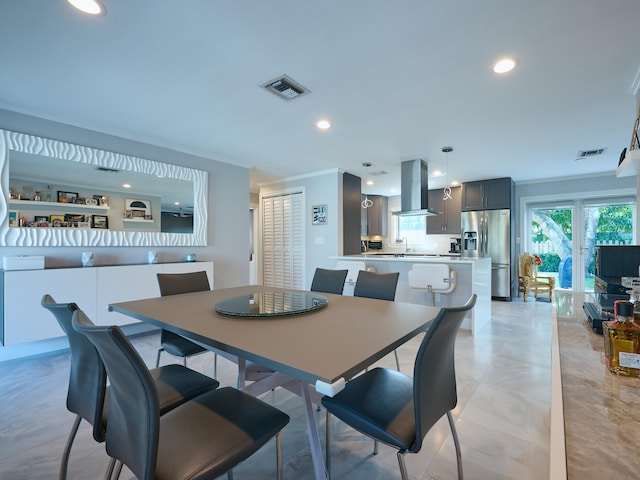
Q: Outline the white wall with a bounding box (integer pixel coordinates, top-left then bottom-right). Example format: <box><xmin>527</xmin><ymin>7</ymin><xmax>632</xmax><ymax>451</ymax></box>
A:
<box><xmin>0</xmin><ymin>109</ymin><xmax>250</xmax><ymax>289</ymax></box>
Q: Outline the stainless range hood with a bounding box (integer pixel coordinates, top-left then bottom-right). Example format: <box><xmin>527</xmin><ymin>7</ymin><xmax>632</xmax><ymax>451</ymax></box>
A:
<box><xmin>392</xmin><ymin>159</ymin><xmax>441</xmax><ymax>216</ymax></box>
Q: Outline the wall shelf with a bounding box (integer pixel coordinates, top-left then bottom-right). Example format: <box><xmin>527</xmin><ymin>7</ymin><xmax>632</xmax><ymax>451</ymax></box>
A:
<box><xmin>122</xmin><ymin>218</ymin><xmax>154</xmax><ymax>223</ymax></box>
<box><xmin>9</xmin><ymin>199</ymin><xmax>109</xmax><ymax>211</ymax></box>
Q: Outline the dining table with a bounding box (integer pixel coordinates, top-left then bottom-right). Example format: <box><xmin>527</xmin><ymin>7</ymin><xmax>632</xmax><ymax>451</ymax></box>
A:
<box><xmin>108</xmin><ymin>284</ymin><xmax>442</xmax><ymax>479</ymax></box>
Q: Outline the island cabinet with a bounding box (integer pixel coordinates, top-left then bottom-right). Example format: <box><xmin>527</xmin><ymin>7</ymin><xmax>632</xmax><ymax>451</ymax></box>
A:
<box><xmin>461</xmin><ymin>177</ymin><xmax>513</xmax><ymax>211</ymax></box>
<box><xmin>427</xmin><ymin>186</ymin><xmax>461</xmax><ymax>234</ymax></box>
<box><xmin>360</xmin><ymin>194</ymin><xmax>388</xmax><ymax>236</ymax></box>
<box><xmin>1</xmin><ymin>261</ymin><xmax>213</xmax><ymax>346</ymax></box>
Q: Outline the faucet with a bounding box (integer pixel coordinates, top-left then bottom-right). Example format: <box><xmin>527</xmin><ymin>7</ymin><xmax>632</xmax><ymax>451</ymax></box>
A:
<box><xmin>404</xmin><ymin>237</ymin><xmax>408</xmax><ymax>253</ymax></box>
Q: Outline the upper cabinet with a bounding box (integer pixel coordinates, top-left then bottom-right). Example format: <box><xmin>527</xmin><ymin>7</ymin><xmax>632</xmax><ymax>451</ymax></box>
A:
<box><xmin>461</xmin><ymin>177</ymin><xmax>513</xmax><ymax>211</ymax></box>
<box><xmin>361</xmin><ymin>194</ymin><xmax>388</xmax><ymax>236</ymax></box>
<box><xmin>427</xmin><ymin>186</ymin><xmax>461</xmax><ymax>234</ymax></box>
<box><xmin>0</xmin><ymin>129</ymin><xmax>208</xmax><ymax>247</ymax></box>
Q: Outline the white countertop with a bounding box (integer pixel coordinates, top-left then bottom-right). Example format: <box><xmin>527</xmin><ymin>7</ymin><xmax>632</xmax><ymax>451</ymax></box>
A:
<box><xmin>335</xmin><ymin>254</ymin><xmax>484</xmax><ymax>264</ymax></box>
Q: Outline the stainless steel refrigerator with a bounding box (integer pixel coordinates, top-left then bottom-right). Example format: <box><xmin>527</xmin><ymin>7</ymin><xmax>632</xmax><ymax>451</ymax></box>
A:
<box><xmin>461</xmin><ymin>209</ymin><xmax>513</xmax><ymax>300</ymax></box>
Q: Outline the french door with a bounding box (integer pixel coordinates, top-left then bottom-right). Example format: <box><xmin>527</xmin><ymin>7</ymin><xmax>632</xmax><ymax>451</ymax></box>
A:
<box><xmin>527</xmin><ymin>196</ymin><xmax>635</xmax><ymax>292</ymax></box>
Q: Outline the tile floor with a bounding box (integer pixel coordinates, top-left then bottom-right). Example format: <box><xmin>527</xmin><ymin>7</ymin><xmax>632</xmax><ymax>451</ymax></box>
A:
<box><xmin>0</xmin><ymin>298</ymin><xmax>552</xmax><ymax>480</ymax></box>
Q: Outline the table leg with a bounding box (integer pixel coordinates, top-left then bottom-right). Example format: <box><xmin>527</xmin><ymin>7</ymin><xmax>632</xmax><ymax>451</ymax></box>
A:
<box><xmin>300</xmin><ymin>381</ymin><xmax>328</xmax><ymax>480</ymax></box>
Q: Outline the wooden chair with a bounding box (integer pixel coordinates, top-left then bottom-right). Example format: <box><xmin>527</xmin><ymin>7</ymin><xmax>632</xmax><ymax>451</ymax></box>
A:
<box><xmin>518</xmin><ymin>252</ymin><xmax>554</xmax><ymax>301</ymax></box>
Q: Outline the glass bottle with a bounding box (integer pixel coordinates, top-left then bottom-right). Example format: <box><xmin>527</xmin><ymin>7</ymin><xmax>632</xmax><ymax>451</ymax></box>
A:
<box><xmin>604</xmin><ymin>301</ymin><xmax>640</xmax><ymax>377</ymax></box>
<box><xmin>46</xmin><ymin>185</ymin><xmax>51</xmax><ymax>202</ymax></box>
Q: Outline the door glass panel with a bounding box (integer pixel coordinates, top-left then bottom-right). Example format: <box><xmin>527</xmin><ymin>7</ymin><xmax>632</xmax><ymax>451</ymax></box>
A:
<box><xmin>530</xmin><ymin>207</ymin><xmax>573</xmax><ymax>290</ymax></box>
<box><xmin>582</xmin><ymin>202</ymin><xmax>634</xmax><ymax>292</ymax></box>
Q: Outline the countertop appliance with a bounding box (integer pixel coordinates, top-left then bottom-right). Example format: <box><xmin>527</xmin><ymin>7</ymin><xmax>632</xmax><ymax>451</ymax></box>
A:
<box><xmin>461</xmin><ymin>209</ymin><xmax>513</xmax><ymax>300</ymax></box>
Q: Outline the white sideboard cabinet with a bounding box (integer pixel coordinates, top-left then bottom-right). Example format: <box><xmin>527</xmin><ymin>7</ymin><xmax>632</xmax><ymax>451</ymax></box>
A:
<box><xmin>1</xmin><ymin>261</ymin><xmax>214</xmax><ymax>346</ymax></box>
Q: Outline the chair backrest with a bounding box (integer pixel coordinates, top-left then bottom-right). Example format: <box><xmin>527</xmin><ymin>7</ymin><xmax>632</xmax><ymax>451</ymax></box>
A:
<box><xmin>156</xmin><ymin>271</ymin><xmax>210</xmax><ymax>296</ymax></box>
<box><xmin>353</xmin><ymin>271</ymin><xmax>399</xmax><ymax>301</ymax></box>
<box><xmin>412</xmin><ymin>294</ymin><xmax>476</xmax><ymax>453</ymax></box>
<box><xmin>72</xmin><ymin>308</ymin><xmax>160</xmax><ymax>480</ymax></box>
<box><xmin>41</xmin><ymin>294</ymin><xmax>107</xmax><ymax>442</ymax></box>
<box><xmin>407</xmin><ymin>264</ymin><xmax>454</xmax><ymax>291</ymax></box>
<box><xmin>310</xmin><ymin>268</ymin><xmax>348</xmax><ymax>294</ymax></box>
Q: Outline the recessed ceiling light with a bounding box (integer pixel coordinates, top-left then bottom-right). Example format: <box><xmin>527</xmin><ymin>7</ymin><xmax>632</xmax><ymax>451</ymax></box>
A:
<box><xmin>451</xmin><ymin>180</ymin><xmax>460</xmax><ymax>186</ymax></box>
<box><xmin>493</xmin><ymin>58</ymin><xmax>517</xmax><ymax>74</ymax></box>
<box><xmin>122</xmin><ymin>183</ymin><xmax>131</xmax><ymax>189</ymax></box>
<box><xmin>68</xmin><ymin>0</ymin><xmax>107</xmax><ymax>15</ymax></box>
<box><xmin>432</xmin><ymin>169</ymin><xmax>444</xmax><ymax>176</ymax></box>
<box><xmin>366</xmin><ymin>179</ymin><xmax>374</xmax><ymax>186</ymax></box>
<box><xmin>316</xmin><ymin>120</ymin><xmax>332</xmax><ymax>130</ymax></box>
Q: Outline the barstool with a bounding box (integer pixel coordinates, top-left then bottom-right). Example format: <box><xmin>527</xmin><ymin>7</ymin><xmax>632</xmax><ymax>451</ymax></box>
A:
<box><xmin>407</xmin><ymin>264</ymin><xmax>456</xmax><ymax>306</ymax></box>
<box><xmin>335</xmin><ymin>261</ymin><xmax>366</xmax><ymax>296</ymax></box>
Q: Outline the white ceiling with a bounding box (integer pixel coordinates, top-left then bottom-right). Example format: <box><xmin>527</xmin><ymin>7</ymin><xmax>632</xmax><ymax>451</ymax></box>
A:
<box><xmin>1</xmin><ymin>0</ymin><xmax>639</xmax><ymax>195</ymax></box>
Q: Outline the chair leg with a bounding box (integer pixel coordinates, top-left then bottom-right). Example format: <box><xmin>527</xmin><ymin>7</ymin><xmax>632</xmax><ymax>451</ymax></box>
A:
<box><xmin>155</xmin><ymin>347</ymin><xmax>164</xmax><ymax>368</ymax></box>
<box><xmin>227</xmin><ymin>470</ymin><xmax>234</xmax><ymax>480</ymax></box>
<box><xmin>447</xmin><ymin>411</ymin><xmax>464</xmax><ymax>480</ymax></box>
<box><xmin>214</xmin><ymin>353</ymin><xmax>218</xmax><ymax>379</ymax></box>
<box><xmin>182</xmin><ymin>355</ymin><xmax>187</xmax><ymax>367</ymax></box>
<box><xmin>103</xmin><ymin>458</ymin><xmax>116</xmax><ymax>480</ymax></box>
<box><xmin>110</xmin><ymin>461</ymin><xmax>123</xmax><ymax>480</ymax></box>
<box><xmin>325</xmin><ymin>410</ymin><xmax>332</xmax><ymax>480</ymax></box>
<box><xmin>276</xmin><ymin>431</ymin><xmax>283</xmax><ymax>480</ymax></box>
<box><xmin>397</xmin><ymin>451</ymin><xmax>409</xmax><ymax>480</ymax></box>
<box><xmin>59</xmin><ymin>415</ymin><xmax>82</xmax><ymax>480</ymax></box>
<box><xmin>393</xmin><ymin>349</ymin><xmax>400</xmax><ymax>371</ymax></box>
<box><xmin>373</xmin><ymin>439</ymin><xmax>378</xmax><ymax>455</ymax></box>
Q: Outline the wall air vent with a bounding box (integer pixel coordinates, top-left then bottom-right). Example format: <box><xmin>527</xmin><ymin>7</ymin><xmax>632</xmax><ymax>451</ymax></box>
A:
<box><xmin>262</xmin><ymin>75</ymin><xmax>310</xmax><ymax>101</ymax></box>
<box><xmin>576</xmin><ymin>148</ymin><xmax>607</xmax><ymax>160</ymax></box>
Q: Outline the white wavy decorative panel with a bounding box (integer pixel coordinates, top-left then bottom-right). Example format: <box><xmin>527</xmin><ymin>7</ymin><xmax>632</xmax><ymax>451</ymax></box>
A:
<box><xmin>0</xmin><ymin>129</ymin><xmax>207</xmax><ymax>247</ymax></box>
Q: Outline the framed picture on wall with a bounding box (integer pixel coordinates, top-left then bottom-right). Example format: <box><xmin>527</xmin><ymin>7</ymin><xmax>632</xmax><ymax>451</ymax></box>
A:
<box><xmin>312</xmin><ymin>204</ymin><xmax>327</xmax><ymax>225</ymax></box>
<box><xmin>92</xmin><ymin>214</ymin><xmax>109</xmax><ymax>229</ymax></box>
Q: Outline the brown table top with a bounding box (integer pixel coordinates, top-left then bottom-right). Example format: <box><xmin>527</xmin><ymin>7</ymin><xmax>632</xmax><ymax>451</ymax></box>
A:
<box><xmin>109</xmin><ymin>285</ymin><xmax>441</xmax><ymax>385</ymax></box>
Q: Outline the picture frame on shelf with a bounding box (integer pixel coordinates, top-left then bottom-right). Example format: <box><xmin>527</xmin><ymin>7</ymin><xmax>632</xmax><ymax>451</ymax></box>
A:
<box><xmin>50</xmin><ymin>214</ymin><xmax>64</xmax><ymax>227</ymax></box>
<box><xmin>76</xmin><ymin>221</ymin><xmax>90</xmax><ymax>229</ymax></box>
<box><xmin>312</xmin><ymin>204</ymin><xmax>328</xmax><ymax>225</ymax></box>
<box><xmin>125</xmin><ymin>199</ymin><xmax>151</xmax><ymax>216</ymax></box>
<box><xmin>93</xmin><ymin>194</ymin><xmax>109</xmax><ymax>207</ymax></box>
<box><xmin>91</xmin><ymin>214</ymin><xmax>109</xmax><ymax>229</ymax></box>
<box><xmin>74</xmin><ymin>197</ymin><xmax>86</xmax><ymax>205</ymax></box>
<box><xmin>57</xmin><ymin>191</ymin><xmax>78</xmax><ymax>204</ymax></box>
<box><xmin>64</xmin><ymin>213</ymin><xmax>85</xmax><ymax>227</ymax></box>
<box><xmin>34</xmin><ymin>215</ymin><xmax>48</xmax><ymax>223</ymax></box>
<box><xmin>8</xmin><ymin>210</ymin><xmax>19</xmax><ymax>227</ymax></box>
<box><xmin>85</xmin><ymin>198</ymin><xmax>98</xmax><ymax>206</ymax></box>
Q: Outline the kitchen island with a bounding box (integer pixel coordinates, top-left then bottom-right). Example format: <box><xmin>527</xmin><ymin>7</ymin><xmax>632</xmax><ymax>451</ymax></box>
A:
<box><xmin>330</xmin><ymin>254</ymin><xmax>491</xmax><ymax>333</ymax></box>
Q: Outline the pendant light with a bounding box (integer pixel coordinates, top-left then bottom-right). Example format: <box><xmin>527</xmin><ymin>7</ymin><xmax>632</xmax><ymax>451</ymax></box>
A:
<box><xmin>361</xmin><ymin>162</ymin><xmax>373</xmax><ymax>208</ymax></box>
<box><xmin>442</xmin><ymin>146</ymin><xmax>453</xmax><ymax>201</ymax></box>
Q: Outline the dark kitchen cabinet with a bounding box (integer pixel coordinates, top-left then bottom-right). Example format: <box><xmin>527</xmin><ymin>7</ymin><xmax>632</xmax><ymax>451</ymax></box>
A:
<box><xmin>461</xmin><ymin>177</ymin><xmax>513</xmax><ymax>211</ymax></box>
<box><xmin>360</xmin><ymin>194</ymin><xmax>388</xmax><ymax>236</ymax></box>
<box><xmin>427</xmin><ymin>186</ymin><xmax>461</xmax><ymax>234</ymax></box>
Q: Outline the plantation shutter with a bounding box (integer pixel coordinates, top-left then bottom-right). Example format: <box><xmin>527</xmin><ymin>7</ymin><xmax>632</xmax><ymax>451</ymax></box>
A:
<box><xmin>262</xmin><ymin>192</ymin><xmax>304</xmax><ymax>289</ymax></box>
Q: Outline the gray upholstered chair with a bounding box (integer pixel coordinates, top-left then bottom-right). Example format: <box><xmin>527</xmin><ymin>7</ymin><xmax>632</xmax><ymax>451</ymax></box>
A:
<box><xmin>41</xmin><ymin>294</ymin><xmax>219</xmax><ymax>480</ymax></box>
<box><xmin>353</xmin><ymin>270</ymin><xmax>399</xmax><ymax>301</ymax></box>
<box><xmin>354</xmin><ymin>270</ymin><xmax>401</xmax><ymax>369</ymax></box>
<box><xmin>322</xmin><ymin>294</ymin><xmax>476</xmax><ymax>480</ymax></box>
<box><xmin>155</xmin><ymin>271</ymin><xmax>211</xmax><ymax>372</ymax></box>
<box><xmin>310</xmin><ymin>267</ymin><xmax>349</xmax><ymax>294</ymax></box>
<box><xmin>71</xmin><ymin>308</ymin><xmax>290</xmax><ymax>480</ymax></box>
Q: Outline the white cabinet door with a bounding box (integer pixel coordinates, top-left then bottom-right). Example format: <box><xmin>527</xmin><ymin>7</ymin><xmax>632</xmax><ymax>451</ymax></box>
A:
<box><xmin>4</xmin><ymin>269</ymin><xmax>98</xmax><ymax>345</ymax></box>
<box><xmin>96</xmin><ymin>264</ymin><xmax>164</xmax><ymax>325</ymax></box>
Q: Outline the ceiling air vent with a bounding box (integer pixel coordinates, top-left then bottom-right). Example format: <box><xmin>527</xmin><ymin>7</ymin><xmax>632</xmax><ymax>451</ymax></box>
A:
<box><xmin>262</xmin><ymin>75</ymin><xmax>309</xmax><ymax>101</ymax></box>
<box><xmin>369</xmin><ymin>170</ymin><xmax>388</xmax><ymax>176</ymax></box>
<box><xmin>96</xmin><ymin>166</ymin><xmax>119</xmax><ymax>173</ymax></box>
<box><xmin>576</xmin><ymin>148</ymin><xmax>607</xmax><ymax>160</ymax></box>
